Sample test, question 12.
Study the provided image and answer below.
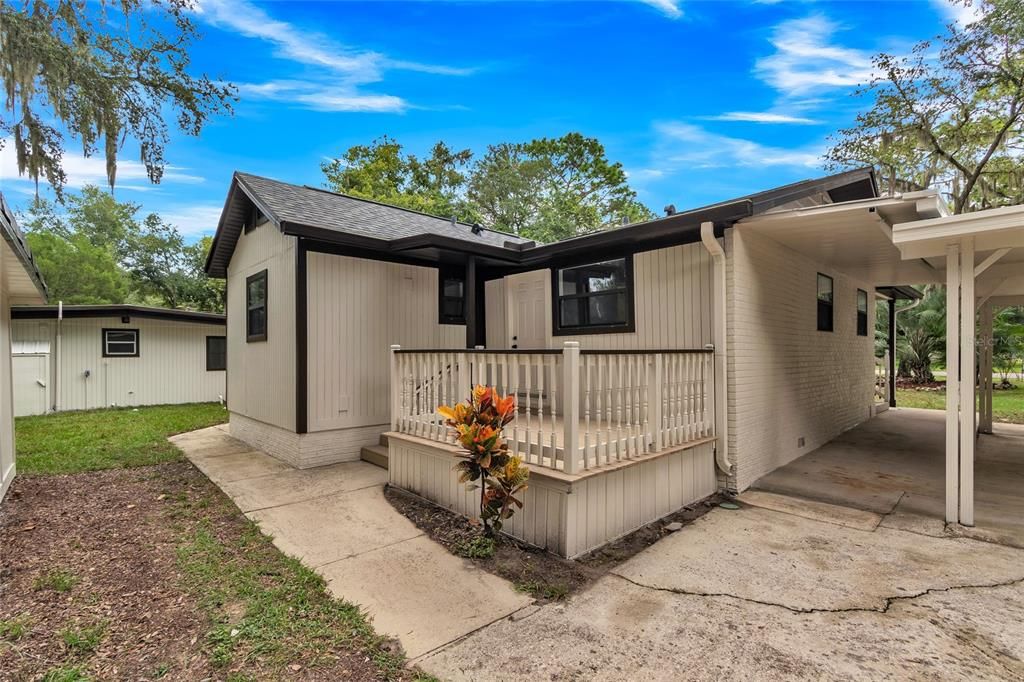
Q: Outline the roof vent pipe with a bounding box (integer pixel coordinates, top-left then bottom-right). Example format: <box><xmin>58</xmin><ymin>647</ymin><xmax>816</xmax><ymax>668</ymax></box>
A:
<box><xmin>664</xmin><ymin>204</ymin><xmax>676</xmax><ymax>217</ymax></box>
<box><xmin>450</xmin><ymin>216</ymin><xmax>457</xmax><ymax>226</ymax></box>
<box><xmin>471</xmin><ymin>223</ymin><xmax>483</xmax><ymax>235</ymax></box>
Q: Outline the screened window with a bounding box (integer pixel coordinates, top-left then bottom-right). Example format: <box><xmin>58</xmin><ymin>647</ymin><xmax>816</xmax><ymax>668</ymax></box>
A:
<box><xmin>102</xmin><ymin>329</ymin><xmax>139</xmax><ymax>357</ymax></box>
<box><xmin>438</xmin><ymin>268</ymin><xmax>466</xmax><ymax>325</ymax></box>
<box><xmin>857</xmin><ymin>289</ymin><xmax>869</xmax><ymax>337</ymax></box>
<box><xmin>817</xmin><ymin>273</ymin><xmax>834</xmax><ymax>332</ymax></box>
<box><xmin>207</xmin><ymin>336</ymin><xmax>227</xmax><ymax>371</ymax></box>
<box><xmin>554</xmin><ymin>257</ymin><xmax>634</xmax><ymax>335</ymax></box>
<box><xmin>246</xmin><ymin>269</ymin><xmax>268</xmax><ymax>342</ymax></box>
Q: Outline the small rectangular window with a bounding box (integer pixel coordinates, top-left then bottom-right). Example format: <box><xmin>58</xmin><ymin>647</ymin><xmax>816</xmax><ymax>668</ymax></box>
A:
<box><xmin>246</xmin><ymin>269</ymin><xmax>268</xmax><ymax>342</ymax></box>
<box><xmin>438</xmin><ymin>267</ymin><xmax>466</xmax><ymax>325</ymax></box>
<box><xmin>856</xmin><ymin>289</ymin><xmax>868</xmax><ymax>337</ymax></box>
<box><xmin>102</xmin><ymin>329</ymin><xmax>139</xmax><ymax>357</ymax></box>
<box><xmin>817</xmin><ymin>273</ymin><xmax>834</xmax><ymax>332</ymax></box>
<box><xmin>553</xmin><ymin>256</ymin><xmax>635</xmax><ymax>335</ymax></box>
<box><xmin>207</xmin><ymin>336</ymin><xmax>227</xmax><ymax>371</ymax></box>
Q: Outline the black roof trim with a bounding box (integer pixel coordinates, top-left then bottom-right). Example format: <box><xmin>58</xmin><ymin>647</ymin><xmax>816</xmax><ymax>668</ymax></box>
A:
<box><xmin>205</xmin><ymin>167</ymin><xmax>880</xmax><ymax>277</ymax></box>
<box><xmin>875</xmin><ymin>285</ymin><xmax>923</xmax><ymax>301</ymax></box>
<box><xmin>0</xmin><ymin>193</ymin><xmax>48</xmax><ymax>300</ymax></box>
<box><xmin>12</xmin><ymin>304</ymin><xmax>225</xmax><ymax>324</ymax></box>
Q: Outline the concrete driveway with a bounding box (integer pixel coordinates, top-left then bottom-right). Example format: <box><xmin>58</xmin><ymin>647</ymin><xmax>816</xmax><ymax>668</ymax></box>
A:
<box><xmin>171</xmin><ymin>426</ymin><xmax>532</xmax><ymax>659</ymax></box>
<box><xmin>420</xmin><ymin>492</ymin><xmax>1024</xmax><ymax>680</ymax></box>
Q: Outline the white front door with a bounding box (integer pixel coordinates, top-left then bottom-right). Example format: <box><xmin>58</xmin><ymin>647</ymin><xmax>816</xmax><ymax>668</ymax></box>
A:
<box><xmin>505</xmin><ymin>270</ymin><xmax>548</xmax><ymax>349</ymax></box>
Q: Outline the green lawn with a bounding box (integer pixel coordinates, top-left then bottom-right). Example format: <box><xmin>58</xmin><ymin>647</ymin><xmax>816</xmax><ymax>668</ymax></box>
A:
<box><xmin>14</xmin><ymin>402</ymin><xmax>228</xmax><ymax>475</ymax></box>
<box><xmin>897</xmin><ymin>378</ymin><xmax>1024</xmax><ymax>424</ymax></box>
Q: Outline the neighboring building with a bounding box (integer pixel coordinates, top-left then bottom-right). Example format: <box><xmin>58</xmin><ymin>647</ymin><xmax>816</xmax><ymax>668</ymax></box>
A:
<box><xmin>11</xmin><ymin>305</ymin><xmax>226</xmax><ymax>415</ymax></box>
<box><xmin>205</xmin><ymin>169</ymin><xmax>1024</xmax><ymax>556</ymax></box>
<box><xmin>0</xmin><ymin>194</ymin><xmax>48</xmax><ymax>502</ymax></box>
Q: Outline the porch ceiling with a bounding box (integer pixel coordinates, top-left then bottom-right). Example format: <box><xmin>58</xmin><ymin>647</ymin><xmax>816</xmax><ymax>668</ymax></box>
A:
<box><xmin>738</xmin><ymin>197</ymin><xmax>942</xmax><ymax>287</ymax></box>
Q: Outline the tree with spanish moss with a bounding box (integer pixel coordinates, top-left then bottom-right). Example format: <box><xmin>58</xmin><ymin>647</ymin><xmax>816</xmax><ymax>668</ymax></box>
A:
<box><xmin>0</xmin><ymin>0</ymin><xmax>236</xmax><ymax>195</ymax></box>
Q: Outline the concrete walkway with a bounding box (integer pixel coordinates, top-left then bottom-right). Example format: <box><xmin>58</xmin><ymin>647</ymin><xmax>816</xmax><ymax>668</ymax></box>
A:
<box><xmin>170</xmin><ymin>426</ymin><xmax>532</xmax><ymax>659</ymax></box>
<box><xmin>420</xmin><ymin>494</ymin><xmax>1024</xmax><ymax>680</ymax></box>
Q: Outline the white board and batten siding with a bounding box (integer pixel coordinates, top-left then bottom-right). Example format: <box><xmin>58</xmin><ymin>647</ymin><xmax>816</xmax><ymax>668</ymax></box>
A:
<box><xmin>726</xmin><ymin>226</ymin><xmax>877</xmax><ymax>491</ymax></box>
<box><xmin>484</xmin><ymin>242</ymin><xmax>714</xmax><ymax>350</ymax></box>
<box><xmin>304</xmin><ymin>252</ymin><xmax>463</xmax><ymax>460</ymax></box>
<box><xmin>226</xmin><ymin>221</ymin><xmax>296</xmax><ymax>431</ymax></box>
<box><xmin>389</xmin><ymin>434</ymin><xmax>716</xmax><ymax>558</ymax></box>
<box><xmin>11</xmin><ymin>316</ymin><xmax>226</xmax><ymax>412</ymax></box>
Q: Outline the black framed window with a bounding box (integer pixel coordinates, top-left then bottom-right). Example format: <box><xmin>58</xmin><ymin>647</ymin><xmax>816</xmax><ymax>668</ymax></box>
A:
<box><xmin>553</xmin><ymin>256</ymin><xmax>635</xmax><ymax>335</ymax></box>
<box><xmin>206</xmin><ymin>336</ymin><xmax>227</xmax><ymax>371</ymax></box>
<box><xmin>246</xmin><ymin>269</ymin><xmax>268</xmax><ymax>342</ymax></box>
<box><xmin>102</xmin><ymin>329</ymin><xmax>139</xmax><ymax>357</ymax></box>
<box><xmin>856</xmin><ymin>289</ymin><xmax>868</xmax><ymax>337</ymax></box>
<box><xmin>438</xmin><ymin>267</ymin><xmax>466</xmax><ymax>325</ymax></box>
<box><xmin>817</xmin><ymin>273</ymin><xmax>834</xmax><ymax>332</ymax></box>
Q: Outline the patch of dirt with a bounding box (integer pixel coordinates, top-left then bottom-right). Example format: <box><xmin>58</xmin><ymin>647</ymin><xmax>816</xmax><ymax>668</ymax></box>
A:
<box><xmin>384</xmin><ymin>484</ymin><xmax>725</xmax><ymax>602</ymax></box>
<box><xmin>0</xmin><ymin>464</ymin><xmax>404</xmax><ymax>681</ymax></box>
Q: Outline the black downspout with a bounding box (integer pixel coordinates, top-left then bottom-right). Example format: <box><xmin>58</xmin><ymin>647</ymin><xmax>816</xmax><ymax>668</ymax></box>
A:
<box><xmin>464</xmin><ymin>256</ymin><xmax>478</xmax><ymax>348</ymax></box>
<box><xmin>295</xmin><ymin>238</ymin><xmax>308</xmax><ymax>434</ymax></box>
<box><xmin>888</xmin><ymin>298</ymin><xmax>897</xmax><ymax>407</ymax></box>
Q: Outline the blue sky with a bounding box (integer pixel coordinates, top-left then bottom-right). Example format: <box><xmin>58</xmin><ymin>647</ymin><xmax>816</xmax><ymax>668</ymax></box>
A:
<box><xmin>0</xmin><ymin>0</ymin><xmax>969</xmax><ymax>240</ymax></box>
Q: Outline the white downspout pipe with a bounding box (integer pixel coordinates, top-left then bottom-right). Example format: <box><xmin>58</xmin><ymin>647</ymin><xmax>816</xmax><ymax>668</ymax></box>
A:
<box><xmin>700</xmin><ymin>221</ymin><xmax>733</xmax><ymax>476</ymax></box>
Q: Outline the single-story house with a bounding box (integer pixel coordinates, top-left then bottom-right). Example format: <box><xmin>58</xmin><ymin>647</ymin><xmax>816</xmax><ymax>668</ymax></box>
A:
<box><xmin>10</xmin><ymin>304</ymin><xmax>227</xmax><ymax>415</ymax></box>
<box><xmin>0</xmin><ymin>194</ymin><xmax>48</xmax><ymax>502</ymax></box>
<box><xmin>204</xmin><ymin>169</ymin><xmax>1024</xmax><ymax>557</ymax></box>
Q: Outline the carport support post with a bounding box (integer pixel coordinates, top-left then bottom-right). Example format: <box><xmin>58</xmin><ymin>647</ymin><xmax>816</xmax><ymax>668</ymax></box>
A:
<box><xmin>959</xmin><ymin>238</ymin><xmax>976</xmax><ymax>527</ymax></box>
<box><xmin>945</xmin><ymin>243</ymin><xmax>960</xmax><ymax>525</ymax></box>
<box><xmin>888</xmin><ymin>299</ymin><xmax>897</xmax><ymax>407</ymax></box>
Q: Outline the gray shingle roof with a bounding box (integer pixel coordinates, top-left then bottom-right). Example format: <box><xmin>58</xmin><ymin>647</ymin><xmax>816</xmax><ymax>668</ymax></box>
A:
<box><xmin>236</xmin><ymin>173</ymin><xmax>529</xmax><ymax>248</ymax></box>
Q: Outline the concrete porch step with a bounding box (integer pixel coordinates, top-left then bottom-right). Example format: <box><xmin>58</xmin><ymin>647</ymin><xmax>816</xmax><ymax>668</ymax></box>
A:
<box><xmin>361</xmin><ymin>443</ymin><xmax>388</xmax><ymax>469</ymax></box>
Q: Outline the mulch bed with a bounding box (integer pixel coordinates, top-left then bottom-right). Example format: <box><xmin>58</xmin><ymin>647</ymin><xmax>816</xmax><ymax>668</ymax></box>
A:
<box><xmin>0</xmin><ymin>464</ymin><xmax>403</xmax><ymax>682</ymax></box>
<box><xmin>384</xmin><ymin>484</ymin><xmax>725</xmax><ymax>602</ymax></box>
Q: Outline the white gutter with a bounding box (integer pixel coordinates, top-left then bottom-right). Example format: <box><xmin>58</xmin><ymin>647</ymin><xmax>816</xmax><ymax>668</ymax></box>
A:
<box><xmin>700</xmin><ymin>221</ymin><xmax>733</xmax><ymax>476</ymax></box>
<box><xmin>54</xmin><ymin>300</ymin><xmax>62</xmax><ymax>412</ymax></box>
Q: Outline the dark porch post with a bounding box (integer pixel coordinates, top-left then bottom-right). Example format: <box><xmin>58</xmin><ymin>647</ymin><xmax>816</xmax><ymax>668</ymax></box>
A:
<box><xmin>888</xmin><ymin>298</ymin><xmax>897</xmax><ymax>407</ymax></box>
<box><xmin>465</xmin><ymin>255</ymin><xmax>478</xmax><ymax>348</ymax></box>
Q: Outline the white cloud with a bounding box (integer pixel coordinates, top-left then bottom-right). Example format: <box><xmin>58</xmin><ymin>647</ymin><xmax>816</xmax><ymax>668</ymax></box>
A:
<box><xmin>654</xmin><ymin>122</ymin><xmax>822</xmax><ymax>169</ymax></box>
<box><xmin>161</xmin><ymin>204</ymin><xmax>225</xmax><ymax>238</ymax></box>
<box><xmin>195</xmin><ymin>0</ymin><xmax>472</xmax><ymax>113</ymax></box>
<box><xmin>235</xmin><ymin>80</ymin><xmax>407</xmax><ymax>113</ymax></box>
<box><xmin>707</xmin><ymin>111</ymin><xmax>820</xmax><ymax>124</ymax></box>
<box><xmin>755</xmin><ymin>15</ymin><xmax>875</xmax><ymax>95</ymax></box>
<box><xmin>0</xmin><ymin>140</ymin><xmax>204</xmax><ymax>191</ymax></box>
<box><xmin>931</xmin><ymin>0</ymin><xmax>984</xmax><ymax>26</ymax></box>
<box><xmin>637</xmin><ymin>0</ymin><xmax>683</xmax><ymax>19</ymax></box>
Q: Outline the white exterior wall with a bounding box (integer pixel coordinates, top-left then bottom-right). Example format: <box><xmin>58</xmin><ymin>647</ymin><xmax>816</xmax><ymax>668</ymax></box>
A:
<box><xmin>0</xmin><ymin>286</ymin><xmax>14</xmax><ymax>502</ymax></box>
<box><xmin>726</xmin><ymin>226</ymin><xmax>877</xmax><ymax>491</ymax></box>
<box><xmin>485</xmin><ymin>242</ymin><xmax>714</xmax><ymax>350</ymax></box>
<box><xmin>11</xmin><ymin>316</ymin><xmax>226</xmax><ymax>412</ymax></box>
<box><xmin>303</xmin><ymin>252</ymin><xmax>463</xmax><ymax>463</ymax></box>
<box><xmin>226</xmin><ymin>222</ymin><xmax>296</xmax><ymax>431</ymax></box>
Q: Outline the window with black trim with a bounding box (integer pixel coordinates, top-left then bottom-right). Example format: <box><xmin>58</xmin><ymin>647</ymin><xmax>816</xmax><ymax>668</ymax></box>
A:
<box><xmin>438</xmin><ymin>267</ymin><xmax>466</xmax><ymax>325</ymax></box>
<box><xmin>817</xmin><ymin>273</ymin><xmax>834</xmax><ymax>332</ymax></box>
<box><xmin>206</xmin><ymin>336</ymin><xmax>227</xmax><ymax>371</ymax></box>
<box><xmin>246</xmin><ymin>269</ymin><xmax>268</xmax><ymax>342</ymax></box>
<box><xmin>103</xmin><ymin>329</ymin><xmax>139</xmax><ymax>357</ymax></box>
<box><xmin>553</xmin><ymin>256</ymin><xmax>634</xmax><ymax>335</ymax></box>
<box><xmin>856</xmin><ymin>289</ymin><xmax>868</xmax><ymax>337</ymax></box>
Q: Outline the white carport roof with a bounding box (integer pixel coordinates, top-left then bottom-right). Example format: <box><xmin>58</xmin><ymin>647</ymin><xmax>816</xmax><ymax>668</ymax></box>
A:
<box><xmin>736</xmin><ymin>191</ymin><xmax>949</xmax><ymax>287</ymax></box>
<box><xmin>893</xmin><ymin>204</ymin><xmax>1024</xmax><ymax>305</ymax></box>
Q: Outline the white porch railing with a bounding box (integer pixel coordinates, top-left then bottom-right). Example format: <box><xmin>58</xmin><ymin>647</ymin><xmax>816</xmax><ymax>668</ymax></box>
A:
<box><xmin>390</xmin><ymin>343</ymin><xmax>715</xmax><ymax>475</ymax></box>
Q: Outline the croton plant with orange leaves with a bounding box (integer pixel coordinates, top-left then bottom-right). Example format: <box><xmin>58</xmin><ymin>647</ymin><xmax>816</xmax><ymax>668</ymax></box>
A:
<box><xmin>438</xmin><ymin>385</ymin><xmax>529</xmax><ymax>536</ymax></box>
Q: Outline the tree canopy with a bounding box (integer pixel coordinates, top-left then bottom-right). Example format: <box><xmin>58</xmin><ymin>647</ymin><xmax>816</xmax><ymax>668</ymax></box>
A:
<box><xmin>21</xmin><ymin>186</ymin><xmax>223</xmax><ymax>311</ymax></box>
<box><xmin>0</xmin><ymin>0</ymin><xmax>235</xmax><ymax>195</ymax></box>
<box><xmin>827</xmin><ymin>0</ymin><xmax>1024</xmax><ymax>214</ymax></box>
<box><xmin>322</xmin><ymin>133</ymin><xmax>654</xmax><ymax>242</ymax></box>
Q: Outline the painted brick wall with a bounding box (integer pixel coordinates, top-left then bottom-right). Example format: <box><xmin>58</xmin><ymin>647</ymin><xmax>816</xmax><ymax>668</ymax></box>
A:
<box><xmin>726</xmin><ymin>226</ymin><xmax>877</xmax><ymax>491</ymax></box>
